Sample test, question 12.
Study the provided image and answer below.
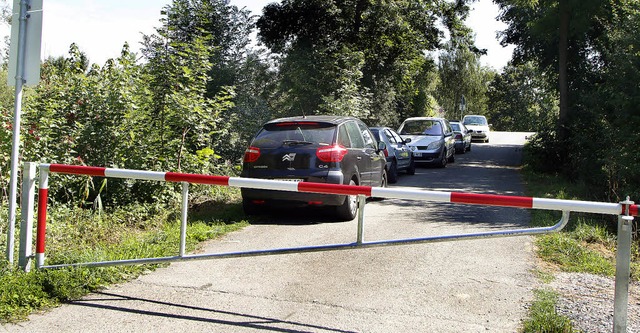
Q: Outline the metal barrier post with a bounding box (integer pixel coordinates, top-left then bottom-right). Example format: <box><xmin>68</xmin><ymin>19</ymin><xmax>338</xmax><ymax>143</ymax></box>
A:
<box><xmin>357</xmin><ymin>195</ymin><xmax>366</xmax><ymax>244</ymax></box>
<box><xmin>35</xmin><ymin>166</ymin><xmax>49</xmax><ymax>269</ymax></box>
<box><xmin>613</xmin><ymin>197</ymin><xmax>634</xmax><ymax>333</ymax></box>
<box><xmin>18</xmin><ymin>162</ymin><xmax>36</xmax><ymax>271</ymax></box>
<box><xmin>179</xmin><ymin>182</ymin><xmax>189</xmax><ymax>257</ymax></box>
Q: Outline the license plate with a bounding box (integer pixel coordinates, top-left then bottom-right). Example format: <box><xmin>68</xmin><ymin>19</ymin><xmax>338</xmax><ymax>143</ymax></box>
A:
<box><xmin>273</xmin><ymin>178</ymin><xmax>303</xmax><ymax>182</ymax></box>
<box><xmin>414</xmin><ymin>153</ymin><xmax>422</xmax><ymax>157</ymax></box>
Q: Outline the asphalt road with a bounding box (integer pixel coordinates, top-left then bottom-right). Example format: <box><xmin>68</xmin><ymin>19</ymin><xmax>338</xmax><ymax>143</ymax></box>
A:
<box><xmin>3</xmin><ymin>131</ymin><xmax>538</xmax><ymax>333</ymax></box>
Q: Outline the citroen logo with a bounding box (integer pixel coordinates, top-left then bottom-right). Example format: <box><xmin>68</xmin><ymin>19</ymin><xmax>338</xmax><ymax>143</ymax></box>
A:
<box><xmin>282</xmin><ymin>153</ymin><xmax>296</xmax><ymax>162</ymax></box>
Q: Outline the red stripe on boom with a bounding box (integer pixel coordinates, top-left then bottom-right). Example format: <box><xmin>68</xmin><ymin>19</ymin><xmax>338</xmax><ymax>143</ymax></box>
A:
<box><xmin>298</xmin><ymin>182</ymin><xmax>372</xmax><ymax>196</ymax></box>
<box><xmin>450</xmin><ymin>192</ymin><xmax>533</xmax><ymax>208</ymax></box>
<box><xmin>165</xmin><ymin>172</ymin><xmax>230</xmax><ymax>186</ymax></box>
<box><xmin>36</xmin><ymin>188</ymin><xmax>48</xmax><ymax>254</ymax></box>
<box><xmin>49</xmin><ymin>164</ymin><xmax>106</xmax><ymax>177</ymax></box>
<box><xmin>627</xmin><ymin>204</ymin><xmax>638</xmax><ymax>217</ymax></box>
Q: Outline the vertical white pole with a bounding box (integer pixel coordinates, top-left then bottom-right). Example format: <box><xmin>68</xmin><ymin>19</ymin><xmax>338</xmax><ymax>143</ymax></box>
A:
<box><xmin>18</xmin><ymin>162</ymin><xmax>36</xmax><ymax>271</ymax></box>
<box><xmin>613</xmin><ymin>197</ymin><xmax>634</xmax><ymax>333</ymax></box>
<box><xmin>179</xmin><ymin>182</ymin><xmax>189</xmax><ymax>257</ymax></box>
<box><xmin>356</xmin><ymin>195</ymin><xmax>365</xmax><ymax>244</ymax></box>
<box><xmin>6</xmin><ymin>0</ymin><xmax>30</xmax><ymax>264</ymax></box>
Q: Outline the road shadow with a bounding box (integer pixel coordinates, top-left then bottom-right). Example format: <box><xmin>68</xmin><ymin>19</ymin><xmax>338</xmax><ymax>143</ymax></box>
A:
<box><xmin>69</xmin><ymin>291</ymin><xmax>355</xmax><ymax>333</ymax></box>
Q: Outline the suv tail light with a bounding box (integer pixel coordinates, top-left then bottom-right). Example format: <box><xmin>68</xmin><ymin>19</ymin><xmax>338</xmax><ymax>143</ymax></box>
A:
<box><xmin>243</xmin><ymin>146</ymin><xmax>261</xmax><ymax>163</ymax></box>
<box><xmin>316</xmin><ymin>145</ymin><xmax>348</xmax><ymax>163</ymax></box>
<box><xmin>455</xmin><ymin>133</ymin><xmax>463</xmax><ymax>140</ymax></box>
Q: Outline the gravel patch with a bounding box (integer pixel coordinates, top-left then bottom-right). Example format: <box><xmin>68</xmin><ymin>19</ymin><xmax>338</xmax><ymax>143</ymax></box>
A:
<box><xmin>549</xmin><ymin>272</ymin><xmax>640</xmax><ymax>333</ymax></box>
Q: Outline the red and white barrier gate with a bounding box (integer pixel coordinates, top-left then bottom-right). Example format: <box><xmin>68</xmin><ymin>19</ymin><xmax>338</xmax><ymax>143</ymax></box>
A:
<box><xmin>17</xmin><ymin>163</ymin><xmax>637</xmax><ymax>333</ymax></box>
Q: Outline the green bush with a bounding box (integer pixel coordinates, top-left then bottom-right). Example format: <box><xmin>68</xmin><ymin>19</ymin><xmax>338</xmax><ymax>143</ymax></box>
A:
<box><xmin>0</xmin><ymin>266</ymin><xmax>54</xmax><ymax>323</ymax></box>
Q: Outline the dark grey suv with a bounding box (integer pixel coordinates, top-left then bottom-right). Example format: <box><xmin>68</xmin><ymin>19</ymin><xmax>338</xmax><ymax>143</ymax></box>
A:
<box><xmin>241</xmin><ymin>116</ymin><xmax>387</xmax><ymax>221</ymax></box>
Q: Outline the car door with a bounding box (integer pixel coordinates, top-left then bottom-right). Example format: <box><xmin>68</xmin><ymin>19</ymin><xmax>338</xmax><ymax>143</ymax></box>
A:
<box><xmin>385</xmin><ymin>128</ymin><xmax>411</xmax><ymax>169</ymax></box>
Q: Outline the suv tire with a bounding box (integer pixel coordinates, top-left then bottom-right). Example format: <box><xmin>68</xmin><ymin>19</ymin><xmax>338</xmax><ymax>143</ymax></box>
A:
<box><xmin>335</xmin><ymin>179</ymin><xmax>358</xmax><ymax>221</ymax></box>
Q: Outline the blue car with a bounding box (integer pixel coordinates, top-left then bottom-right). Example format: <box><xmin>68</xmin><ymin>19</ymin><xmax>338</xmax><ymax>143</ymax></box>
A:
<box><xmin>369</xmin><ymin>127</ymin><xmax>415</xmax><ymax>183</ymax></box>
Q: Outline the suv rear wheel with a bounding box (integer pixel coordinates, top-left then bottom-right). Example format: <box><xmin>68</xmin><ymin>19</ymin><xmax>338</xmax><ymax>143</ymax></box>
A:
<box><xmin>335</xmin><ymin>179</ymin><xmax>358</xmax><ymax>221</ymax></box>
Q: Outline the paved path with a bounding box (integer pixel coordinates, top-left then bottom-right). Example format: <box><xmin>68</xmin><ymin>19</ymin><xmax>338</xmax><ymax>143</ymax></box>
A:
<box><xmin>3</xmin><ymin>132</ymin><xmax>538</xmax><ymax>333</ymax></box>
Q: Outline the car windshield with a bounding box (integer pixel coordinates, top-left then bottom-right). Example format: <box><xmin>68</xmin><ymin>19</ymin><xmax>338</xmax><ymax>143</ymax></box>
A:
<box><xmin>252</xmin><ymin>122</ymin><xmax>336</xmax><ymax>148</ymax></box>
<box><xmin>399</xmin><ymin>120</ymin><xmax>442</xmax><ymax>136</ymax></box>
<box><xmin>463</xmin><ymin>116</ymin><xmax>487</xmax><ymax>126</ymax></box>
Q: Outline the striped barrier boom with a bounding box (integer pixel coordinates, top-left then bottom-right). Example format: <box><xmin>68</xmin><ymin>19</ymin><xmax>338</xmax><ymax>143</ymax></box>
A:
<box><xmin>35</xmin><ymin>163</ymin><xmax>637</xmax><ymax>262</ymax></box>
<box><xmin>41</xmin><ymin>163</ymin><xmax>638</xmax><ymax>217</ymax></box>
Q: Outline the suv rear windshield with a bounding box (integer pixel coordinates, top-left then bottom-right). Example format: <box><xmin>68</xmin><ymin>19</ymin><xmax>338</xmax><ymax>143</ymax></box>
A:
<box><xmin>399</xmin><ymin>120</ymin><xmax>443</xmax><ymax>136</ymax></box>
<box><xmin>252</xmin><ymin>122</ymin><xmax>336</xmax><ymax>148</ymax></box>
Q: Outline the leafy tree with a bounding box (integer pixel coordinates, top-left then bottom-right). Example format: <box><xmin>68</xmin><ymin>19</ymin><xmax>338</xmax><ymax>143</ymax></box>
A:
<box><xmin>224</xmin><ymin>50</ymin><xmax>279</xmax><ymax>163</ymax></box>
<box><xmin>319</xmin><ymin>48</ymin><xmax>373</xmax><ymax>119</ymax></box>
<box><xmin>142</xmin><ymin>6</ymin><xmax>233</xmax><ymax>174</ymax></box>
<box><xmin>495</xmin><ymin>0</ymin><xmax>614</xmax><ymax>141</ymax></box>
<box><xmin>435</xmin><ymin>38</ymin><xmax>492</xmax><ymax>121</ymax></box>
<box><xmin>486</xmin><ymin>61</ymin><xmax>558</xmax><ymax>132</ymax></box>
<box><xmin>157</xmin><ymin>0</ymin><xmax>271</xmax><ymax>164</ymax></box>
<box><xmin>256</xmin><ymin>0</ymin><xmax>468</xmax><ymax>126</ymax></box>
<box><xmin>499</xmin><ymin>0</ymin><xmax>640</xmax><ymax>201</ymax></box>
<box><xmin>162</xmin><ymin>0</ymin><xmax>255</xmax><ymax>97</ymax></box>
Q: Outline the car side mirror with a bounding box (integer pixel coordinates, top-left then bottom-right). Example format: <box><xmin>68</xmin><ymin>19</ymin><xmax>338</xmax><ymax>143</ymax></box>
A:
<box><xmin>403</xmin><ymin>138</ymin><xmax>412</xmax><ymax>144</ymax></box>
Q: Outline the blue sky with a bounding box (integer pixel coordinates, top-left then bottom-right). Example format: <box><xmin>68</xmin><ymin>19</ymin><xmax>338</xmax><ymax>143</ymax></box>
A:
<box><xmin>1</xmin><ymin>0</ymin><xmax>514</xmax><ymax>70</ymax></box>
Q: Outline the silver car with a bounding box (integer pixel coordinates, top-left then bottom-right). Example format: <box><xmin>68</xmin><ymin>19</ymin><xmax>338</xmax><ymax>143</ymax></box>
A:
<box><xmin>398</xmin><ymin>117</ymin><xmax>455</xmax><ymax>168</ymax></box>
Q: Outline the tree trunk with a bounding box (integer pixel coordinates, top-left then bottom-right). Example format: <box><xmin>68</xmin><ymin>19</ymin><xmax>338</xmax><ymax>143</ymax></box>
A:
<box><xmin>557</xmin><ymin>0</ymin><xmax>570</xmax><ymax>142</ymax></box>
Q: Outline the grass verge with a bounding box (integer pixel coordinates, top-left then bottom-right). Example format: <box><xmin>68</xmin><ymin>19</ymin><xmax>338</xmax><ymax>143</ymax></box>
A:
<box><xmin>522</xmin><ymin>289</ymin><xmax>574</xmax><ymax>333</ymax></box>
<box><xmin>0</xmin><ymin>188</ymin><xmax>248</xmax><ymax>323</ymax></box>
<box><xmin>521</xmin><ymin>169</ymin><xmax>639</xmax><ymax>332</ymax></box>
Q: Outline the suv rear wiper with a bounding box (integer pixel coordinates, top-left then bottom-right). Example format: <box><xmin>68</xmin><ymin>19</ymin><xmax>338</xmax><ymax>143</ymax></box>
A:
<box><xmin>282</xmin><ymin>140</ymin><xmax>313</xmax><ymax>146</ymax></box>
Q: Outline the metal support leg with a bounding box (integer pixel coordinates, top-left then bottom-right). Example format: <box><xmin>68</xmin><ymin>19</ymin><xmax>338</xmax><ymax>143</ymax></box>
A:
<box><xmin>356</xmin><ymin>195</ymin><xmax>366</xmax><ymax>244</ymax></box>
<box><xmin>613</xmin><ymin>197</ymin><xmax>634</xmax><ymax>333</ymax></box>
<box><xmin>179</xmin><ymin>182</ymin><xmax>189</xmax><ymax>257</ymax></box>
<box><xmin>18</xmin><ymin>162</ymin><xmax>36</xmax><ymax>271</ymax></box>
